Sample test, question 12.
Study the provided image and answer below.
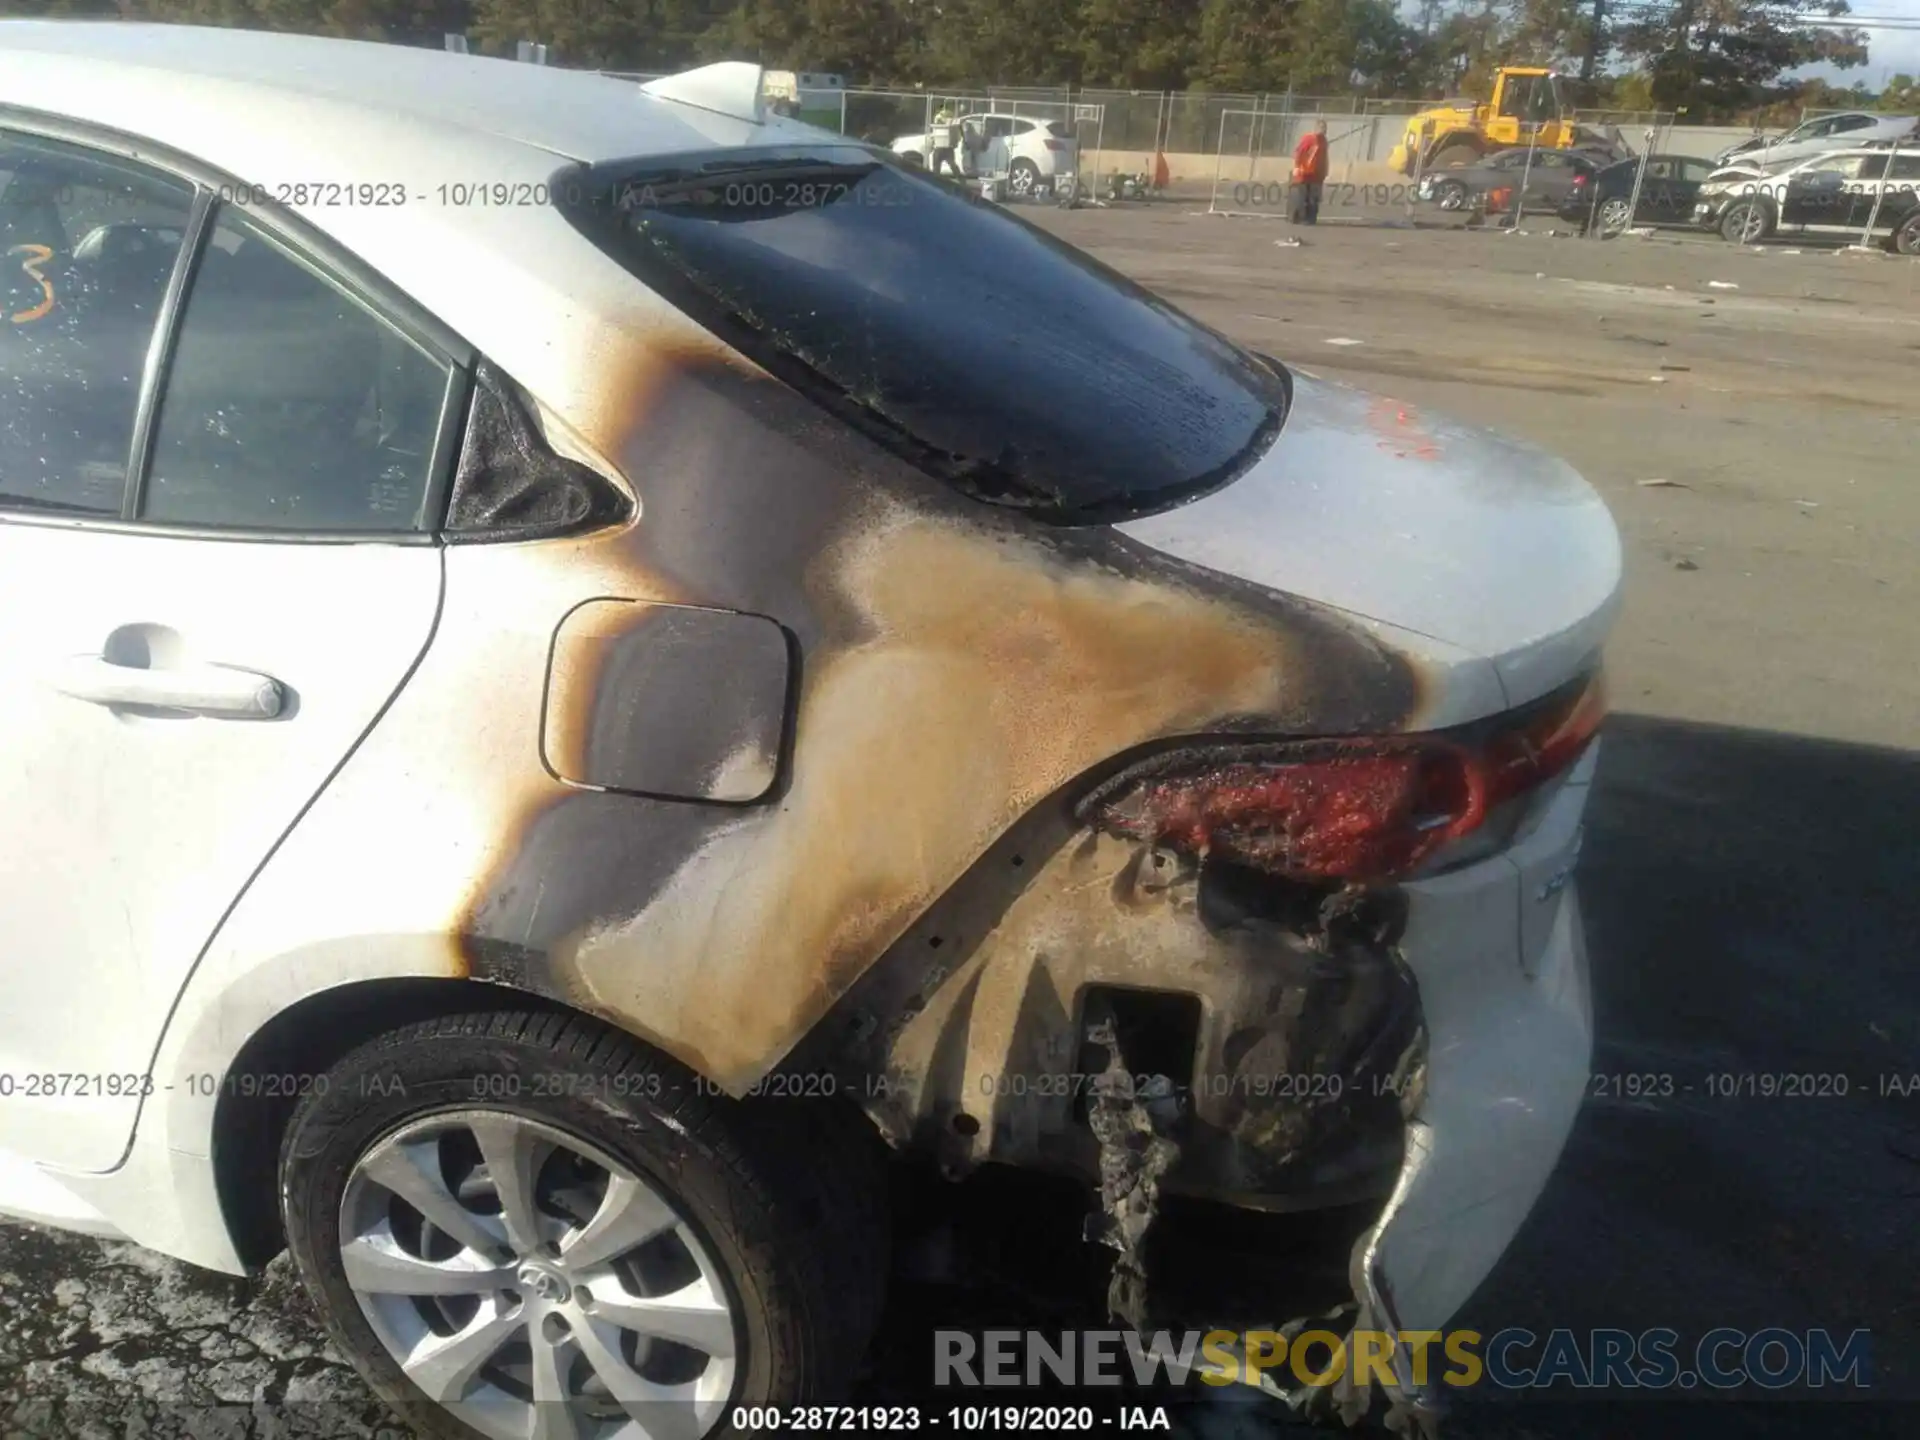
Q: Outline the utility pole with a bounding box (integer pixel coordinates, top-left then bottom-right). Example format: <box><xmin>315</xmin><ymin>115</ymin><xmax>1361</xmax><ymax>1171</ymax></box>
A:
<box><xmin>1581</xmin><ymin>0</ymin><xmax>1604</xmax><ymax>82</ymax></box>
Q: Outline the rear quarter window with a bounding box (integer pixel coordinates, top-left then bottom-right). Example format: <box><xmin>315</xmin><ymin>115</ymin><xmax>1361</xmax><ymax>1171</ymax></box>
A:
<box><xmin>554</xmin><ymin>147</ymin><xmax>1284</xmax><ymax>523</ymax></box>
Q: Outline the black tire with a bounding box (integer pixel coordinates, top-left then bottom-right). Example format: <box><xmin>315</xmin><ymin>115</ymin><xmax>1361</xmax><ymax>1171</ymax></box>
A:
<box><xmin>1720</xmin><ymin>198</ymin><xmax>1774</xmax><ymax>244</ymax></box>
<box><xmin>1593</xmin><ymin>195</ymin><xmax>1634</xmax><ymax>237</ymax></box>
<box><xmin>1428</xmin><ymin>142</ymin><xmax>1483</xmax><ymax>170</ymax></box>
<box><xmin>1894</xmin><ymin>212</ymin><xmax>1920</xmax><ymax>257</ymax></box>
<box><xmin>279</xmin><ymin>1010</ymin><xmax>888</xmax><ymax>1440</ymax></box>
<box><xmin>1008</xmin><ymin>157</ymin><xmax>1041</xmax><ymax>196</ymax></box>
<box><xmin>1434</xmin><ymin>179</ymin><xmax>1468</xmax><ymax>211</ymax></box>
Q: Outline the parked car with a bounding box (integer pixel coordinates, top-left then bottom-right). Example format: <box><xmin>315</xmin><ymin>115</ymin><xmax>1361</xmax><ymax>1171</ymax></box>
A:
<box><xmin>1711</xmin><ymin>111</ymin><xmax>1917</xmax><ymax>170</ymax></box>
<box><xmin>890</xmin><ymin>110</ymin><xmax>1077</xmax><ymax>196</ymax></box>
<box><xmin>0</xmin><ymin>21</ymin><xmax>1620</xmax><ymax>1440</ymax></box>
<box><xmin>1416</xmin><ymin>143</ymin><xmax>1612</xmax><ymax>211</ymax></box>
<box><xmin>1560</xmin><ymin>153</ymin><xmax>1719</xmax><ymax>234</ymax></box>
<box><xmin>1698</xmin><ymin>146</ymin><xmax>1920</xmax><ymax>251</ymax></box>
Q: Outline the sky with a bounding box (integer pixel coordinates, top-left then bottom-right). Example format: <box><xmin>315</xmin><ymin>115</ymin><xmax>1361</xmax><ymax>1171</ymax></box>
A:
<box><xmin>1793</xmin><ymin>0</ymin><xmax>1920</xmax><ymax>86</ymax></box>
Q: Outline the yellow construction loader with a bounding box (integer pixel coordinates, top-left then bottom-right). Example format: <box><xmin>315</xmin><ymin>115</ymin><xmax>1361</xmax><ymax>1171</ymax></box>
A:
<box><xmin>1387</xmin><ymin>67</ymin><xmax>1626</xmax><ymax>175</ymax></box>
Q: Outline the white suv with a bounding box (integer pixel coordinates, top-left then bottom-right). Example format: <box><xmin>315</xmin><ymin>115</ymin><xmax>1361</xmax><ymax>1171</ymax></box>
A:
<box><xmin>890</xmin><ymin>111</ymin><xmax>1078</xmax><ymax>195</ymax></box>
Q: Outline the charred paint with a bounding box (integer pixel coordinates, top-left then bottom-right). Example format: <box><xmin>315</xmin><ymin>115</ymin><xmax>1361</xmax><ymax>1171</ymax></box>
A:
<box><xmin>457</xmin><ymin>328</ymin><xmax>1432</xmax><ymax>1100</ymax></box>
<box><xmin>797</xmin><ymin>801</ymin><xmax>1420</xmax><ymax>1205</ymax></box>
<box><xmin>542</xmin><ymin>598</ymin><xmax>792</xmax><ymax>803</ymax></box>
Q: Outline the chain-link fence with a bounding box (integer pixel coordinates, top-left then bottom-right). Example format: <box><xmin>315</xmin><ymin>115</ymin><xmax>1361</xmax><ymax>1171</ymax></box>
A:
<box><xmin>1358</xmin><ymin>97</ymin><xmax>1433</xmax><ymax>116</ymax></box>
<box><xmin>1206</xmin><ymin>109</ymin><xmax>1400</xmax><ymax>213</ymax></box>
<box><xmin>1572</xmin><ymin>108</ymin><xmax>1667</xmax><ymax>129</ymax></box>
<box><xmin>593</xmin><ymin>69</ymin><xmax>1777</xmax><ymax>191</ymax></box>
<box><xmin>840</xmin><ymin>89</ymin><xmax>935</xmax><ymax>145</ymax></box>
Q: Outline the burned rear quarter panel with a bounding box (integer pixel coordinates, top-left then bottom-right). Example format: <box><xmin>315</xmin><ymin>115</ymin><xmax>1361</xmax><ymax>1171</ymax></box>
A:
<box><xmin>164</xmin><ymin>298</ymin><xmax>1435</xmax><ymax>1120</ymax></box>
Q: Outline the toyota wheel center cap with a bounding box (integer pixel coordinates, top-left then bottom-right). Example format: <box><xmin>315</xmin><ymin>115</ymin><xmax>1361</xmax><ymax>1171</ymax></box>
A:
<box><xmin>516</xmin><ymin>1262</ymin><xmax>569</xmax><ymax>1302</ymax></box>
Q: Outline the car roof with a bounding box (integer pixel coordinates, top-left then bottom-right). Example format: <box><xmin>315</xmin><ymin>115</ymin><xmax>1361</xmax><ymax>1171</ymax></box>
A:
<box><xmin>0</xmin><ymin>22</ymin><xmax>849</xmax><ymax>458</ymax></box>
<box><xmin>1600</xmin><ymin>153</ymin><xmax>1698</xmax><ymax>167</ymax></box>
<box><xmin>0</xmin><ymin>20</ymin><xmax>816</xmax><ymax>165</ymax></box>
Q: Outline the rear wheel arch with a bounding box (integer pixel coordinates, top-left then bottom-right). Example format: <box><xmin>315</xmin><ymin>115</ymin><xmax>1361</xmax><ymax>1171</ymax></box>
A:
<box><xmin>275</xmin><ymin>1006</ymin><xmax>893</xmax><ymax>1430</ymax></box>
<box><xmin>212</xmin><ymin>976</ymin><xmax>562</xmax><ymax>1269</ymax></box>
<box><xmin>213</xmin><ymin>976</ymin><xmax>893</xmax><ymax>1270</ymax></box>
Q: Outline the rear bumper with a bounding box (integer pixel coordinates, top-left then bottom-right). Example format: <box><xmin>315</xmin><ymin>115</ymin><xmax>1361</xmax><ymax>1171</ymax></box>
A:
<box><xmin>1364</xmin><ymin>744</ymin><xmax>1595</xmax><ymax>1338</ymax></box>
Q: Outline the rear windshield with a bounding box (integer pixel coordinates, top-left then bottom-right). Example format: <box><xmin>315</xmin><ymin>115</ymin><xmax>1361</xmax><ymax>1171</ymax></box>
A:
<box><xmin>1045</xmin><ymin>121</ymin><xmax>1074</xmax><ymax>139</ymax></box>
<box><xmin>555</xmin><ymin>146</ymin><xmax>1284</xmax><ymax>522</ymax></box>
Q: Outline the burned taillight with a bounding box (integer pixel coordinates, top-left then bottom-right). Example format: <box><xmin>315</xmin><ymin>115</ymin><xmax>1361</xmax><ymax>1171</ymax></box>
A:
<box><xmin>1043</xmin><ymin>139</ymin><xmax>1070</xmax><ymax>152</ymax></box>
<box><xmin>1079</xmin><ymin>674</ymin><xmax>1605</xmax><ymax>884</ymax></box>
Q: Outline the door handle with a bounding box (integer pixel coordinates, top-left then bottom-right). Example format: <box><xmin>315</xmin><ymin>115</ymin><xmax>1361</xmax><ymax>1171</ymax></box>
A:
<box><xmin>51</xmin><ymin>655</ymin><xmax>286</xmax><ymax>719</ymax></box>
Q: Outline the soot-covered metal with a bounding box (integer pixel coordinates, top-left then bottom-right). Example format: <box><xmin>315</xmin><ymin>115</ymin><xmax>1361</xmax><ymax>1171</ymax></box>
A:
<box><xmin>456</xmin><ymin>338</ymin><xmax>1431</xmax><ymax>1104</ymax></box>
<box><xmin>444</xmin><ymin>360</ymin><xmax>634</xmax><ymax>541</ymax></box>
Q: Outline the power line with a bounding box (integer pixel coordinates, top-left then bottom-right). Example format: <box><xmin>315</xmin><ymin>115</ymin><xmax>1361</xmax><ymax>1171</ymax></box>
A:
<box><xmin>1605</xmin><ymin>2</ymin><xmax>1920</xmax><ymax>22</ymax></box>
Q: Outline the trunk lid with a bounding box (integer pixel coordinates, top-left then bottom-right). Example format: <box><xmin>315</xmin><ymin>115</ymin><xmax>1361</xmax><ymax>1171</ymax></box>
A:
<box><xmin>1115</xmin><ymin>373</ymin><xmax>1621</xmax><ymax>716</ymax></box>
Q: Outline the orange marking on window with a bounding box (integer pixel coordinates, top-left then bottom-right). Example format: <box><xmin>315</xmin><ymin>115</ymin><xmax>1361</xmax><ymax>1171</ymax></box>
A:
<box><xmin>8</xmin><ymin>244</ymin><xmax>55</xmax><ymax>324</ymax></box>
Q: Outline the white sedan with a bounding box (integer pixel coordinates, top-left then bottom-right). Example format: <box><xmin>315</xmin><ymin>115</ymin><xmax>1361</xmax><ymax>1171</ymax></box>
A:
<box><xmin>0</xmin><ymin>21</ymin><xmax>1618</xmax><ymax>1440</ymax></box>
<box><xmin>1712</xmin><ymin>110</ymin><xmax>1917</xmax><ymax>170</ymax></box>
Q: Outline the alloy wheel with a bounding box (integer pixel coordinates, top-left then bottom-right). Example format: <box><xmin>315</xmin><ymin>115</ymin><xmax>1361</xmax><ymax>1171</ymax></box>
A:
<box><xmin>340</xmin><ymin>1110</ymin><xmax>737</xmax><ymax>1440</ymax></box>
<box><xmin>1598</xmin><ymin>197</ymin><xmax>1632</xmax><ymax>234</ymax></box>
<box><xmin>1437</xmin><ymin>182</ymin><xmax>1467</xmax><ymax>211</ymax></box>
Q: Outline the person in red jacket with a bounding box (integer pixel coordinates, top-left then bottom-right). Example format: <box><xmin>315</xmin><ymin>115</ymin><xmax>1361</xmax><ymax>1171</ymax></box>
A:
<box><xmin>1291</xmin><ymin>120</ymin><xmax>1330</xmax><ymax>225</ymax></box>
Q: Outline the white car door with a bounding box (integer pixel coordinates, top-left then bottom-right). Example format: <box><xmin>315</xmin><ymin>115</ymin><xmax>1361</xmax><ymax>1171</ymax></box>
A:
<box><xmin>981</xmin><ymin>117</ymin><xmax>1016</xmax><ymax>176</ymax></box>
<box><xmin>0</xmin><ymin>131</ymin><xmax>455</xmax><ymax>1173</ymax></box>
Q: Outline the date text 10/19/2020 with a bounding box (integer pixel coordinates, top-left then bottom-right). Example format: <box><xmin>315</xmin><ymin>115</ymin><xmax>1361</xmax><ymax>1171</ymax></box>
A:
<box><xmin>6</xmin><ymin>1069</ymin><xmax>1919</xmax><ymax>1103</ymax></box>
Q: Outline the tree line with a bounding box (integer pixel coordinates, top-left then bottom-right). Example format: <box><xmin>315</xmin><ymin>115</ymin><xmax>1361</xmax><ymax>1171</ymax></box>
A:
<box><xmin>1</xmin><ymin>0</ymin><xmax>1901</xmax><ymax>123</ymax></box>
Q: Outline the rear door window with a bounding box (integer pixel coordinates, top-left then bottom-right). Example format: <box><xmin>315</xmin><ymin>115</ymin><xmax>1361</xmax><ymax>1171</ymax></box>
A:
<box><xmin>141</xmin><ymin>205</ymin><xmax>453</xmax><ymax>532</ymax></box>
<box><xmin>0</xmin><ymin>132</ymin><xmax>196</xmax><ymax>517</ymax></box>
<box><xmin>557</xmin><ymin>147</ymin><xmax>1284</xmax><ymax>522</ymax></box>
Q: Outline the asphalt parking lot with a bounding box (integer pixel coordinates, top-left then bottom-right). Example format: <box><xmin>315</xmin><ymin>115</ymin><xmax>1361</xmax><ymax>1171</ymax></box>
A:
<box><xmin>4</xmin><ymin>207</ymin><xmax>1917</xmax><ymax>1438</ymax></box>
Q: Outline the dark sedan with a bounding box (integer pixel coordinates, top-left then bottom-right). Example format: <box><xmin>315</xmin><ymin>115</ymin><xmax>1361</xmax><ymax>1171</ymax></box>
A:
<box><xmin>1559</xmin><ymin>153</ymin><xmax>1718</xmax><ymax>234</ymax></box>
<box><xmin>1416</xmin><ymin>145</ymin><xmax>1610</xmax><ymax>212</ymax></box>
